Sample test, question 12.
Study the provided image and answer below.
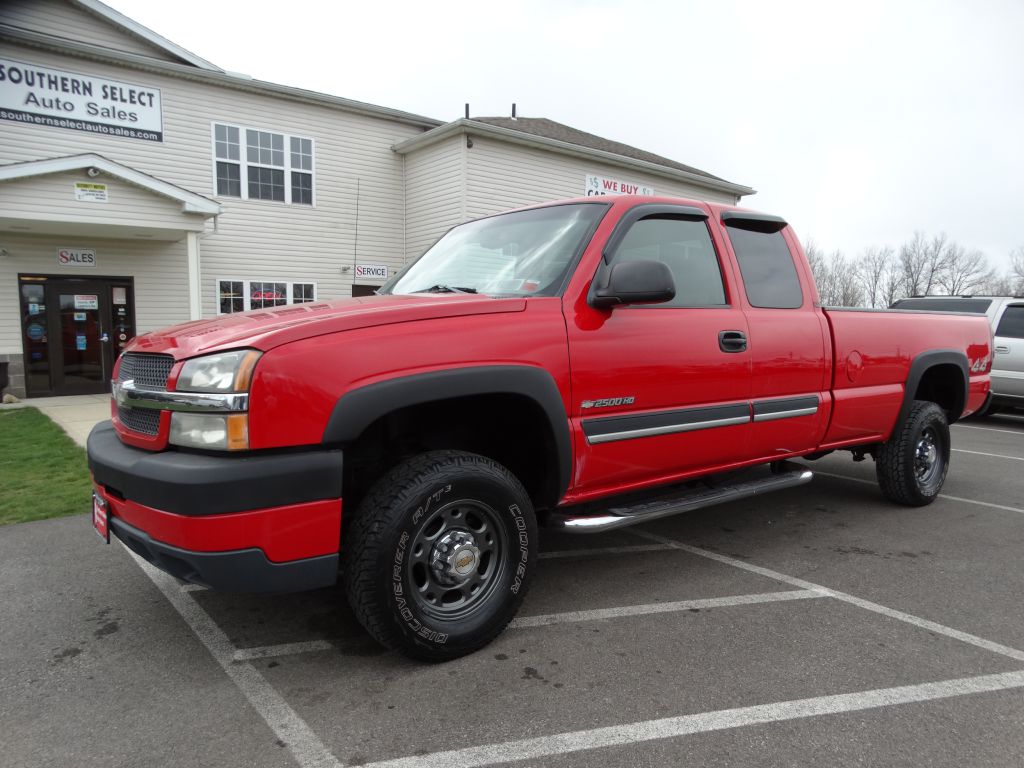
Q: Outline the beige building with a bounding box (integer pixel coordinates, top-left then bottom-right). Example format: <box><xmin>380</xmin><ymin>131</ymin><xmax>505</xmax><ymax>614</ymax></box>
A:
<box><xmin>0</xmin><ymin>0</ymin><xmax>753</xmax><ymax>398</ymax></box>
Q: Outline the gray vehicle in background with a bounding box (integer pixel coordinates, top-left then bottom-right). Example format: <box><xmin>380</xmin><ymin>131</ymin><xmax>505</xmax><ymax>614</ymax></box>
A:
<box><xmin>890</xmin><ymin>296</ymin><xmax>1024</xmax><ymax>414</ymax></box>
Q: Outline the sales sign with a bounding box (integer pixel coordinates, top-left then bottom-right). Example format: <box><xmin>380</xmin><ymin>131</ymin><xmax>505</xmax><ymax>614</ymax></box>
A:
<box><xmin>74</xmin><ymin>295</ymin><xmax>99</xmax><ymax>310</ymax></box>
<box><xmin>0</xmin><ymin>57</ymin><xmax>163</xmax><ymax>142</ymax></box>
<box><xmin>58</xmin><ymin>248</ymin><xmax>96</xmax><ymax>267</ymax></box>
<box><xmin>585</xmin><ymin>174</ymin><xmax>654</xmax><ymax>197</ymax></box>
<box><xmin>355</xmin><ymin>264</ymin><xmax>389</xmax><ymax>280</ymax></box>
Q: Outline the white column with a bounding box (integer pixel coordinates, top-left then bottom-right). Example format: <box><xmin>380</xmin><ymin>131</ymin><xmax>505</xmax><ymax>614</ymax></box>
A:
<box><xmin>186</xmin><ymin>231</ymin><xmax>202</xmax><ymax>320</ymax></box>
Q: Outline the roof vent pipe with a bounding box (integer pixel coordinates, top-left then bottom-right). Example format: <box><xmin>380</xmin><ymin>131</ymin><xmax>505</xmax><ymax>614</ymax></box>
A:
<box><xmin>511</xmin><ymin>103</ymin><xmax>517</xmax><ymax>119</ymax></box>
<box><xmin>465</xmin><ymin>103</ymin><xmax>469</xmax><ymax>119</ymax></box>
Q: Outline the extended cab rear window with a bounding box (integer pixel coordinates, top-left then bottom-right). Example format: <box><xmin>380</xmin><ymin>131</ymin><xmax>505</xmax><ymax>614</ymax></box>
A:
<box><xmin>996</xmin><ymin>305</ymin><xmax>1024</xmax><ymax>338</ymax></box>
<box><xmin>890</xmin><ymin>298</ymin><xmax>992</xmax><ymax>313</ymax></box>
<box><xmin>725</xmin><ymin>223</ymin><xmax>803</xmax><ymax>309</ymax></box>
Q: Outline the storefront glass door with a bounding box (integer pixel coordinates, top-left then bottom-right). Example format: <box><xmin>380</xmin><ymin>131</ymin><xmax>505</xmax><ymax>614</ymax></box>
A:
<box><xmin>19</xmin><ymin>275</ymin><xmax>135</xmax><ymax>397</ymax></box>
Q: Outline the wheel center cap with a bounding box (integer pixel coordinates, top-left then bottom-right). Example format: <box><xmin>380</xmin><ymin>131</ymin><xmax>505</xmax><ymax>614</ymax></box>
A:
<box><xmin>429</xmin><ymin>531</ymin><xmax>480</xmax><ymax>585</ymax></box>
<box><xmin>451</xmin><ymin>545</ymin><xmax>478</xmax><ymax>577</ymax></box>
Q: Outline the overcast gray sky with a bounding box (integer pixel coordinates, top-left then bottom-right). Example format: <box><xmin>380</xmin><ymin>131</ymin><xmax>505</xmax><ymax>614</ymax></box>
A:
<box><xmin>109</xmin><ymin>0</ymin><xmax>1024</xmax><ymax>271</ymax></box>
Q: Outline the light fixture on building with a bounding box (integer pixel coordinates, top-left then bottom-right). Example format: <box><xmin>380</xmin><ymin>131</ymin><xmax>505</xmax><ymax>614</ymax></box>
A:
<box><xmin>87</xmin><ymin>167</ymin><xmax>101</xmax><ymax>178</ymax></box>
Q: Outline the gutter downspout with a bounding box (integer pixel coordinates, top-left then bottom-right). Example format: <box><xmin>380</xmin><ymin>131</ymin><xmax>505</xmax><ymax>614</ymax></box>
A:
<box><xmin>186</xmin><ymin>231</ymin><xmax>202</xmax><ymax>320</ymax></box>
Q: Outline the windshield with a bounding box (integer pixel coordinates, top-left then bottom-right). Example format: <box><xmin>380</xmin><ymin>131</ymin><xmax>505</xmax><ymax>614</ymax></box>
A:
<box><xmin>383</xmin><ymin>203</ymin><xmax>607</xmax><ymax>297</ymax></box>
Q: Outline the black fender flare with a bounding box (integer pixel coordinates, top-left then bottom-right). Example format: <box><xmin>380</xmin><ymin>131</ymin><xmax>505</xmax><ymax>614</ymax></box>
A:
<box><xmin>322</xmin><ymin>365</ymin><xmax>573</xmax><ymax>501</ymax></box>
<box><xmin>897</xmin><ymin>349</ymin><xmax>969</xmax><ymax>428</ymax></box>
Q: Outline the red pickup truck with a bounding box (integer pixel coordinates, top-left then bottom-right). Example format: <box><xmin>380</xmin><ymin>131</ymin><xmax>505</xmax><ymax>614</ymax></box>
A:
<box><xmin>87</xmin><ymin>195</ymin><xmax>992</xmax><ymax>660</ymax></box>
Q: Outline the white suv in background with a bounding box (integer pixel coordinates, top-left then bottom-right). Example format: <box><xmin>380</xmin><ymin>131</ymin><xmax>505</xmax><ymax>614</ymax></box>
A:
<box><xmin>890</xmin><ymin>296</ymin><xmax>1024</xmax><ymax>415</ymax></box>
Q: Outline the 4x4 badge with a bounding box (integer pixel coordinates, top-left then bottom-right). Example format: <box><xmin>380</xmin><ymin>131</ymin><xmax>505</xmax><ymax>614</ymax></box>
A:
<box><xmin>581</xmin><ymin>396</ymin><xmax>636</xmax><ymax>409</ymax></box>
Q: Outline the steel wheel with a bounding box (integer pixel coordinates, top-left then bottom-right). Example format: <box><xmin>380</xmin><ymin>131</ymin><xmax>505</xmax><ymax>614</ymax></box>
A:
<box><xmin>344</xmin><ymin>450</ymin><xmax>537</xmax><ymax>661</ymax></box>
<box><xmin>406</xmin><ymin>499</ymin><xmax>509</xmax><ymax>621</ymax></box>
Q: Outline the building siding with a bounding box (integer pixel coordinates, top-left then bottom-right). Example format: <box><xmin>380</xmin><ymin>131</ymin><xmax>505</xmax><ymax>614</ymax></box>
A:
<box><xmin>404</xmin><ymin>135</ymin><xmax>464</xmax><ymax>260</ymax></box>
<box><xmin>462</xmin><ymin>135</ymin><xmax>738</xmax><ymax>221</ymax></box>
<box><xmin>0</xmin><ymin>42</ymin><xmax>426</xmax><ymax>321</ymax></box>
<box><xmin>0</xmin><ymin>170</ymin><xmax>206</xmax><ymax>232</ymax></box>
<box><xmin>1</xmin><ymin>234</ymin><xmax>189</xmax><ymax>355</ymax></box>
<box><xmin>0</xmin><ymin>0</ymin><xmax>180</xmax><ymax>62</ymax></box>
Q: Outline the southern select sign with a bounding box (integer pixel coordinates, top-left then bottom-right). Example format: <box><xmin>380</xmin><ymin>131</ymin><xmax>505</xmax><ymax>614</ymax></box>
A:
<box><xmin>585</xmin><ymin>174</ymin><xmax>654</xmax><ymax>197</ymax></box>
<box><xmin>0</xmin><ymin>57</ymin><xmax>163</xmax><ymax>142</ymax></box>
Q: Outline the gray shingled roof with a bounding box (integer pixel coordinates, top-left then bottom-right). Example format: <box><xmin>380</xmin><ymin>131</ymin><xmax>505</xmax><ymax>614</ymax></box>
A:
<box><xmin>471</xmin><ymin>117</ymin><xmax>725</xmax><ymax>182</ymax></box>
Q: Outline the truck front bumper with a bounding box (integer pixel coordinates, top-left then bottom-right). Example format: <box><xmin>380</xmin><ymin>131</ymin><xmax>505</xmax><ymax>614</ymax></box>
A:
<box><xmin>87</xmin><ymin>421</ymin><xmax>344</xmax><ymax>593</ymax></box>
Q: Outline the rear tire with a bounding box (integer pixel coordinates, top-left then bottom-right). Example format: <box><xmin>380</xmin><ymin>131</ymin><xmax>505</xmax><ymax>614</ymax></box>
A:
<box><xmin>343</xmin><ymin>450</ymin><xmax>537</xmax><ymax>661</ymax></box>
<box><xmin>876</xmin><ymin>400</ymin><xmax>950</xmax><ymax>506</ymax></box>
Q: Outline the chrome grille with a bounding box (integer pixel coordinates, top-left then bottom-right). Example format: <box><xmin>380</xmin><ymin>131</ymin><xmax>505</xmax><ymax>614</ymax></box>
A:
<box><xmin>117</xmin><ymin>405</ymin><xmax>161</xmax><ymax>436</ymax></box>
<box><xmin>117</xmin><ymin>353</ymin><xmax>173</xmax><ymax>436</ymax></box>
<box><xmin>118</xmin><ymin>353</ymin><xmax>174</xmax><ymax>391</ymax></box>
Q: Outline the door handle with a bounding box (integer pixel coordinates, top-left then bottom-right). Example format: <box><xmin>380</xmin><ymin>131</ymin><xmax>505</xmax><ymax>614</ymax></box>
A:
<box><xmin>995</xmin><ymin>345</ymin><xmax>1009</xmax><ymax>354</ymax></box>
<box><xmin>718</xmin><ymin>330</ymin><xmax>747</xmax><ymax>353</ymax></box>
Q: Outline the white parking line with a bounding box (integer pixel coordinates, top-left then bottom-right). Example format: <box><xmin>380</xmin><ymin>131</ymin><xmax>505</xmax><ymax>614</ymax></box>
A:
<box><xmin>361</xmin><ymin>670</ymin><xmax>1024</xmax><ymax>768</ymax></box>
<box><xmin>539</xmin><ymin>543</ymin><xmax>673</xmax><ymax>559</ymax></box>
<box><xmin>953</xmin><ymin>423</ymin><xmax>1024</xmax><ymax>436</ymax></box>
<box><xmin>510</xmin><ymin>590</ymin><xmax>823</xmax><ymax>629</ymax></box>
<box><xmin>632</xmin><ymin>530</ymin><xmax>1024</xmax><ymax>663</ymax></box>
<box><xmin>233</xmin><ymin>640</ymin><xmax>335</xmax><ymax>661</ymax></box>
<box><xmin>125</xmin><ymin>548</ymin><xmax>342</xmax><ymax>768</ymax></box>
<box><xmin>814</xmin><ymin>470</ymin><xmax>1024</xmax><ymax>515</ymax></box>
<box><xmin>953</xmin><ymin>448</ymin><xmax>1024</xmax><ymax>462</ymax></box>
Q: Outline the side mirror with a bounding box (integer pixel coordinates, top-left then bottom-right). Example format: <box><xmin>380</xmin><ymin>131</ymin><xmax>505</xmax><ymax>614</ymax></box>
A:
<box><xmin>591</xmin><ymin>260</ymin><xmax>676</xmax><ymax>309</ymax></box>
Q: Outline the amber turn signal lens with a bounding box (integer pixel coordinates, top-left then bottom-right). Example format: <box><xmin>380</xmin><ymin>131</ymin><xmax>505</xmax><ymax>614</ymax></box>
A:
<box><xmin>226</xmin><ymin>413</ymin><xmax>249</xmax><ymax>451</ymax></box>
<box><xmin>233</xmin><ymin>350</ymin><xmax>261</xmax><ymax>392</ymax></box>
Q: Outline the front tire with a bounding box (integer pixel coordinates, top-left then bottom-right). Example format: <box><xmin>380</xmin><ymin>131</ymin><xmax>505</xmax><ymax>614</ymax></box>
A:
<box><xmin>343</xmin><ymin>450</ymin><xmax>537</xmax><ymax>661</ymax></box>
<box><xmin>876</xmin><ymin>400</ymin><xmax>950</xmax><ymax>506</ymax></box>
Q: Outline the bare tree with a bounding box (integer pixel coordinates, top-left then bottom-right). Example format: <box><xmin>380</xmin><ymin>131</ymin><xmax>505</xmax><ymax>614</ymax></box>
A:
<box><xmin>831</xmin><ymin>251</ymin><xmax>865</xmax><ymax>307</ymax></box>
<box><xmin>1012</xmin><ymin>247</ymin><xmax>1024</xmax><ymax>294</ymax></box>
<box><xmin>856</xmin><ymin>245</ymin><xmax>898</xmax><ymax>307</ymax></box>
<box><xmin>900</xmin><ymin>232</ymin><xmax>949</xmax><ymax>296</ymax></box>
<box><xmin>809</xmin><ymin>246</ymin><xmax>864</xmax><ymax>307</ymax></box>
<box><xmin>980</xmin><ymin>272</ymin><xmax>1016</xmax><ymax>296</ymax></box>
<box><xmin>936</xmin><ymin>243</ymin><xmax>992</xmax><ymax>295</ymax></box>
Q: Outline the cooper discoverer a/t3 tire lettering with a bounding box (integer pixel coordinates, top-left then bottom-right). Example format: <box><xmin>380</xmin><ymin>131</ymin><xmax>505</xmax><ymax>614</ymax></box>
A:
<box><xmin>343</xmin><ymin>450</ymin><xmax>537</xmax><ymax>661</ymax></box>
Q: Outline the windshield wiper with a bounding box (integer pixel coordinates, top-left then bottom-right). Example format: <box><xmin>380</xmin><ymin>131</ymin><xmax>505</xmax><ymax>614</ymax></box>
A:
<box><xmin>412</xmin><ymin>284</ymin><xmax>478</xmax><ymax>294</ymax></box>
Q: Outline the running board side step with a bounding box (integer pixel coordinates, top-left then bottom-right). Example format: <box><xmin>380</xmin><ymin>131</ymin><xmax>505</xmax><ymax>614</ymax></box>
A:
<box><xmin>548</xmin><ymin>461</ymin><xmax>814</xmax><ymax>534</ymax></box>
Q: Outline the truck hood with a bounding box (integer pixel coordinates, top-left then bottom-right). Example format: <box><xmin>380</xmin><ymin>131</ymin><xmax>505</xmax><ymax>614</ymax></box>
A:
<box><xmin>128</xmin><ymin>294</ymin><xmax>528</xmax><ymax>359</ymax></box>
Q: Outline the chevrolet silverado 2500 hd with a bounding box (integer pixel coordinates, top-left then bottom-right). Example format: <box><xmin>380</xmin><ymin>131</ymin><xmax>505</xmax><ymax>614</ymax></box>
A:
<box><xmin>87</xmin><ymin>195</ymin><xmax>993</xmax><ymax>660</ymax></box>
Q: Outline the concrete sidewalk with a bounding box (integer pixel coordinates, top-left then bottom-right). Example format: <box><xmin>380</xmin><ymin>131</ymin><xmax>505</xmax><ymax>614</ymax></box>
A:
<box><xmin>3</xmin><ymin>394</ymin><xmax>109</xmax><ymax>448</ymax></box>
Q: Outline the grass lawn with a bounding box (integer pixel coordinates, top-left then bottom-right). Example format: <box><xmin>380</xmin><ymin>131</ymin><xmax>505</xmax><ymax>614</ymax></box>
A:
<box><xmin>0</xmin><ymin>408</ymin><xmax>92</xmax><ymax>526</ymax></box>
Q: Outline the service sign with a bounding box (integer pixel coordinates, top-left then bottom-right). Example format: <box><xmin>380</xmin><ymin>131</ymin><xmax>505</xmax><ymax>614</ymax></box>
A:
<box><xmin>355</xmin><ymin>264</ymin><xmax>389</xmax><ymax>281</ymax></box>
<box><xmin>585</xmin><ymin>174</ymin><xmax>654</xmax><ymax>197</ymax></box>
<box><xmin>58</xmin><ymin>248</ymin><xmax>96</xmax><ymax>268</ymax></box>
<box><xmin>0</xmin><ymin>57</ymin><xmax>163</xmax><ymax>142</ymax></box>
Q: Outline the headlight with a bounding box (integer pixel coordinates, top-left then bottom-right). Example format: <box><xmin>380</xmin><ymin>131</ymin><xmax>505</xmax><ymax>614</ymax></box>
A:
<box><xmin>176</xmin><ymin>350</ymin><xmax>260</xmax><ymax>393</ymax></box>
<box><xmin>170</xmin><ymin>349</ymin><xmax>260</xmax><ymax>451</ymax></box>
<box><xmin>170</xmin><ymin>412</ymin><xmax>249</xmax><ymax>451</ymax></box>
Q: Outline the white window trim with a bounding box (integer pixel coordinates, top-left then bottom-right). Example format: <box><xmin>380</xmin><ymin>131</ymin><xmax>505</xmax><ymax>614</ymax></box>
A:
<box><xmin>216</xmin><ymin>278</ymin><xmax>318</xmax><ymax>314</ymax></box>
<box><xmin>210</xmin><ymin>121</ymin><xmax>316</xmax><ymax>207</ymax></box>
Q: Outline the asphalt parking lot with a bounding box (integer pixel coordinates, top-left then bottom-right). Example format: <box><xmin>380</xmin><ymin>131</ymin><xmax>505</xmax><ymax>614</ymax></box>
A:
<box><xmin>2</xmin><ymin>412</ymin><xmax>1023</xmax><ymax>768</ymax></box>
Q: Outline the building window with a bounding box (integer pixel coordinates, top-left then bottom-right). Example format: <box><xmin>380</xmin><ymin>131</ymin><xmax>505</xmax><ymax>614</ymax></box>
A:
<box><xmin>212</xmin><ymin>123</ymin><xmax>314</xmax><ymax>205</ymax></box>
<box><xmin>218</xmin><ymin>279</ymin><xmax>317</xmax><ymax>313</ymax></box>
<box><xmin>292</xmin><ymin>282</ymin><xmax>315</xmax><ymax>303</ymax></box>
